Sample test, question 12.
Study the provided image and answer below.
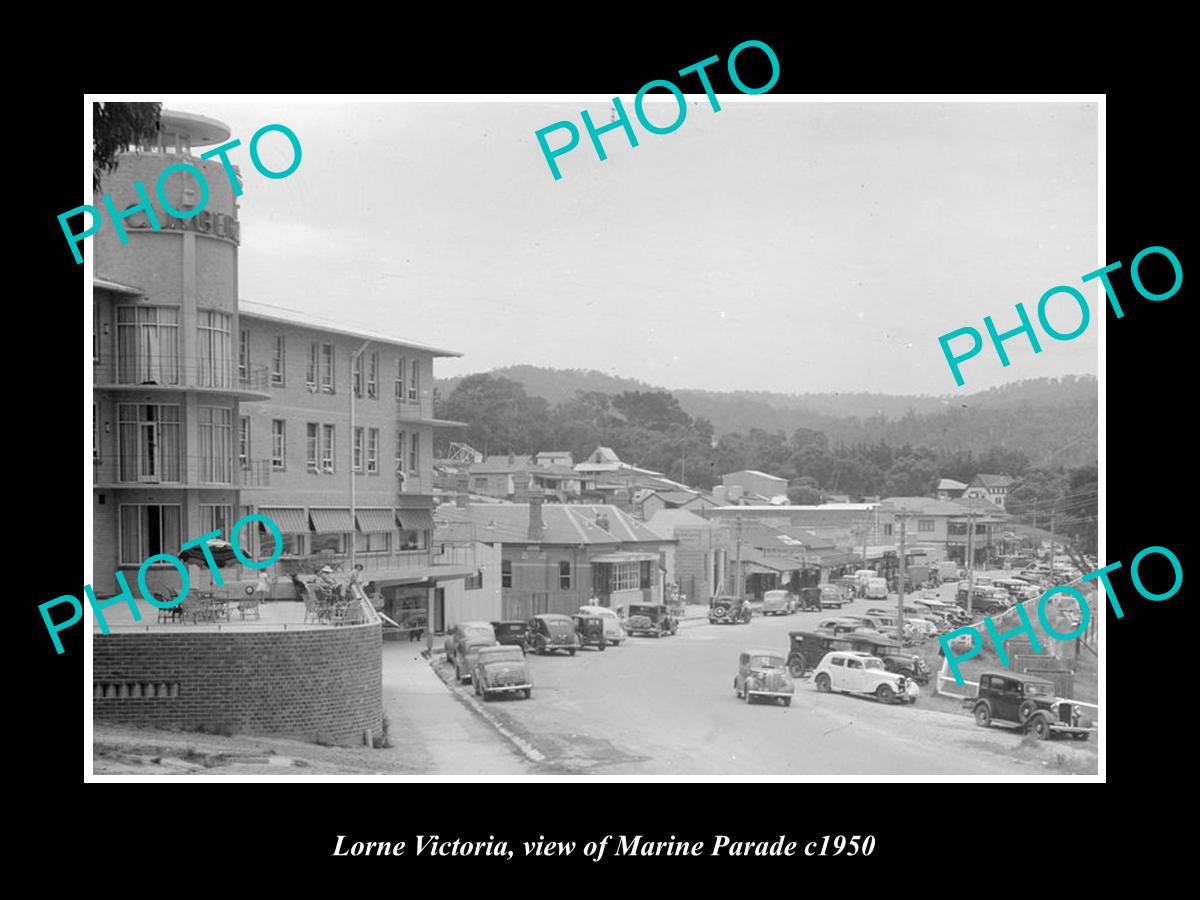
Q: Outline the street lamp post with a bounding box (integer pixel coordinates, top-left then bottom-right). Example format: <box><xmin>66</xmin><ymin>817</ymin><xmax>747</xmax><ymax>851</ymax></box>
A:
<box><xmin>349</xmin><ymin>340</ymin><xmax>371</xmax><ymax>573</ymax></box>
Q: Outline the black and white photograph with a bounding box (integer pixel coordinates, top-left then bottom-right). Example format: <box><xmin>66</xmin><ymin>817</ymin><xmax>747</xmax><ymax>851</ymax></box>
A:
<box><xmin>82</xmin><ymin>93</ymin><xmax>1105</xmax><ymax>779</ymax></box>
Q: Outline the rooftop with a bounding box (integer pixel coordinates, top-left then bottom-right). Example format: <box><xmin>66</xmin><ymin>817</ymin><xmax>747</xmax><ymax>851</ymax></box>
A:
<box><xmin>436</xmin><ymin>503</ymin><xmax>668</xmax><ymax>545</ymax></box>
<box><xmin>239</xmin><ymin>300</ymin><xmax>463</xmax><ymax>357</ymax></box>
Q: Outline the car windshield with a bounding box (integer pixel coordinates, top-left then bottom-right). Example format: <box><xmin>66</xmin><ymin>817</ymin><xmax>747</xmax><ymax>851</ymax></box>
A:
<box><xmin>750</xmin><ymin>655</ymin><xmax>785</xmax><ymax>669</ymax></box>
<box><xmin>863</xmin><ymin>658</ymin><xmax>884</xmax><ymax>670</ymax></box>
<box><xmin>1024</xmin><ymin>682</ymin><xmax>1053</xmax><ymax>697</ymax></box>
<box><xmin>493</xmin><ymin>624</ymin><xmax>524</xmax><ymax>638</ymax></box>
<box><xmin>463</xmin><ymin>626</ymin><xmax>493</xmax><ymax>640</ymax></box>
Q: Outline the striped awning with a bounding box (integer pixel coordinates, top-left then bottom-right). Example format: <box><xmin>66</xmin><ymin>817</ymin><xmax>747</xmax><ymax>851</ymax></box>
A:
<box><xmin>258</xmin><ymin>507</ymin><xmax>309</xmax><ymax>534</ymax></box>
<box><xmin>356</xmin><ymin>508</ymin><xmax>397</xmax><ymax>533</ymax></box>
<box><xmin>397</xmin><ymin>508</ymin><xmax>435</xmax><ymax>531</ymax></box>
<box><xmin>309</xmin><ymin>508</ymin><xmax>354</xmax><ymax>532</ymax></box>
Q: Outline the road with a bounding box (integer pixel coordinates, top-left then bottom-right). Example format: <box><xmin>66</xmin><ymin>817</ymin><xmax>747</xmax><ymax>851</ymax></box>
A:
<box><xmin>436</xmin><ymin>589</ymin><xmax>1098</xmax><ymax>775</ymax></box>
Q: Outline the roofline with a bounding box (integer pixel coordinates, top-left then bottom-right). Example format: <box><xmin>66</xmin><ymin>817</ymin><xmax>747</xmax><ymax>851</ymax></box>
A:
<box><xmin>239</xmin><ymin>301</ymin><xmax>463</xmax><ymax>357</ymax></box>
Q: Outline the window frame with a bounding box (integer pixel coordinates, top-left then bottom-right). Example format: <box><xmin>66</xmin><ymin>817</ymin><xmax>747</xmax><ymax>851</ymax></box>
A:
<box><xmin>353</xmin><ymin>426</ymin><xmax>364</xmax><ymax>473</ymax></box>
<box><xmin>320</xmin><ymin>342</ymin><xmax>335</xmax><ymax>393</ymax></box>
<box><xmin>367</xmin><ymin>427</ymin><xmax>379</xmax><ymax>474</ymax></box>
<box><xmin>559</xmin><ymin>560</ymin><xmax>571</xmax><ymax>591</ymax></box>
<box><xmin>322</xmin><ymin>423</ymin><xmax>335</xmax><ymax>473</ymax></box>
<box><xmin>270</xmin><ymin>335</ymin><xmax>286</xmax><ymax>385</ymax></box>
<box><xmin>271</xmin><ymin>419</ymin><xmax>286</xmax><ymax>470</ymax></box>
<box><xmin>501</xmin><ymin>559</ymin><xmax>513</xmax><ymax>588</ymax></box>
<box><xmin>306</xmin><ymin>422</ymin><xmax>319</xmax><ymax>473</ymax></box>
<box><xmin>238</xmin><ymin>415</ymin><xmax>250</xmax><ymax>468</ymax></box>
<box><xmin>118</xmin><ymin>503</ymin><xmax>183</xmax><ymax>565</ymax></box>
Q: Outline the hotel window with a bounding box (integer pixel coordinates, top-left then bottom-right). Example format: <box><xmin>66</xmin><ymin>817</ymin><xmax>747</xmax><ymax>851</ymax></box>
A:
<box><xmin>353</xmin><ymin>426</ymin><xmax>364</xmax><ymax>472</ymax></box>
<box><xmin>93</xmin><ymin>404</ymin><xmax>100</xmax><ymax>464</ymax></box>
<box><xmin>260</xmin><ymin>520</ymin><xmax>303</xmax><ymax>558</ymax></box>
<box><xmin>918</xmin><ymin>519</ymin><xmax>935</xmax><ymax>533</ymax></box>
<box><xmin>501</xmin><ymin>559</ymin><xmax>512</xmax><ymax>588</ymax></box>
<box><xmin>465</xmin><ymin>570</ymin><xmax>483</xmax><ymax>591</ymax></box>
<box><xmin>396</xmin><ymin>431</ymin><xmax>407</xmax><ymax>473</ymax></box>
<box><xmin>320</xmin><ymin>343</ymin><xmax>335</xmax><ymax>393</ymax></box>
<box><xmin>116</xmin><ymin>306</ymin><xmax>179</xmax><ymax>385</ymax></box>
<box><xmin>311</xmin><ymin>532</ymin><xmax>346</xmax><ymax>554</ymax></box>
<box><xmin>367</xmin><ymin>352</ymin><xmax>378</xmax><ymax>398</ymax></box>
<box><xmin>354</xmin><ymin>531</ymin><xmax>390</xmax><ymax>554</ymax></box>
<box><xmin>93</xmin><ymin>302</ymin><xmax>100</xmax><ymax>364</ymax></box>
<box><xmin>238</xmin><ymin>328</ymin><xmax>250</xmax><ymax>381</ymax></box>
<box><xmin>353</xmin><ymin>354</ymin><xmax>363</xmax><ymax>398</ymax></box>
<box><xmin>306</xmin><ymin>342</ymin><xmax>318</xmax><ymax>389</ymax></box>
<box><xmin>119</xmin><ymin>504</ymin><xmax>182</xmax><ymax>565</ymax></box>
<box><xmin>198</xmin><ymin>406</ymin><xmax>233</xmax><ymax>484</ymax></box>
<box><xmin>197</xmin><ymin>310</ymin><xmax>233</xmax><ymax>389</ymax></box>
<box><xmin>395</xmin><ymin>356</ymin><xmax>405</xmax><ymax>399</ymax></box>
<box><xmin>306</xmin><ymin>423</ymin><xmax>319</xmax><ymax>472</ymax></box>
<box><xmin>322</xmin><ymin>424</ymin><xmax>335</xmax><ymax>472</ymax></box>
<box><xmin>238</xmin><ymin>416</ymin><xmax>250</xmax><ymax>467</ymax></box>
<box><xmin>117</xmin><ymin>404</ymin><xmax>181</xmax><ymax>483</ymax></box>
<box><xmin>271</xmin><ymin>420</ymin><xmax>286</xmax><ymax>470</ymax></box>
<box><xmin>271</xmin><ymin>335</ymin><xmax>285</xmax><ymax>385</ymax></box>
<box><xmin>409</xmin><ymin>431</ymin><xmax>419</xmax><ymax>473</ymax></box>
<box><xmin>609</xmin><ymin>562</ymin><xmax>640</xmax><ymax>592</ymax></box>
<box><xmin>883</xmin><ymin>523</ymin><xmax>893</xmax><ymax>537</ymax></box>
<box><xmin>397</xmin><ymin>527</ymin><xmax>428</xmax><ymax>551</ymax></box>
<box><xmin>367</xmin><ymin>428</ymin><xmax>379</xmax><ymax>473</ymax></box>
<box><xmin>559</xmin><ymin>560</ymin><xmax>571</xmax><ymax>590</ymax></box>
<box><xmin>200</xmin><ymin>504</ymin><xmax>233</xmax><ymax>537</ymax></box>
<box><xmin>409</xmin><ymin>358</ymin><xmax>419</xmax><ymax>402</ymax></box>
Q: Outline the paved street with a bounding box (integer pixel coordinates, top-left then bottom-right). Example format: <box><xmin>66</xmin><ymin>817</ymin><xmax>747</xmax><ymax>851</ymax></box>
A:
<box><xmin>432</xmin><ymin>589</ymin><xmax>1098</xmax><ymax>775</ymax></box>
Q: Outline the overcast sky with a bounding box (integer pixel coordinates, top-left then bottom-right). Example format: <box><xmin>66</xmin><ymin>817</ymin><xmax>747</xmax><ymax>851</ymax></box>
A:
<box><xmin>161</xmin><ymin>97</ymin><xmax>1098</xmax><ymax>396</ymax></box>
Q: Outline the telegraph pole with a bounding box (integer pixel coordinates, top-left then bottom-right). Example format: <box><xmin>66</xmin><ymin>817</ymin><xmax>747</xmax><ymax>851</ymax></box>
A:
<box><xmin>965</xmin><ymin>509</ymin><xmax>977</xmax><ymax>616</ymax></box>
<box><xmin>896</xmin><ymin>514</ymin><xmax>907</xmax><ymax>638</ymax></box>
<box><xmin>735</xmin><ymin>515</ymin><xmax>745</xmax><ymax>597</ymax></box>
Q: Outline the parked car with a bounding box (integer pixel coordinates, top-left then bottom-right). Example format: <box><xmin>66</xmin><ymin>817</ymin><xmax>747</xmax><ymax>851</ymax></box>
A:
<box><xmin>626</xmin><ymin>603</ymin><xmax>678</xmax><ymax>637</ymax></box>
<box><xmin>572</xmin><ymin>614</ymin><xmax>608</xmax><ymax>651</ymax></box>
<box><xmin>578</xmin><ymin>604</ymin><xmax>626</xmax><ymax>645</ymax></box>
<box><xmin>865</xmin><ymin>607</ymin><xmax>935</xmax><ymax>640</ymax></box>
<box><xmin>837</xmin><ymin>631</ymin><xmax>930</xmax><ymax>684</ymax></box>
<box><xmin>819</xmin><ymin>585</ymin><xmax>848</xmax><ymax>609</ymax></box>
<box><xmin>956</xmin><ymin>585</ymin><xmax>1012</xmax><ymax>615</ymax></box>
<box><xmin>526</xmin><ymin>614</ymin><xmax>581</xmax><ymax>656</ymax></box>
<box><xmin>444</xmin><ymin>621</ymin><xmax>498</xmax><ymax>683</ymax></box>
<box><xmin>787</xmin><ymin>630</ymin><xmax>852</xmax><ymax>677</ymax></box>
<box><xmin>864</xmin><ymin>577</ymin><xmax>889</xmax><ymax>600</ymax></box>
<box><xmin>761</xmin><ymin>589</ymin><xmax>798</xmax><ymax>616</ymax></box>
<box><xmin>471</xmin><ymin>645</ymin><xmax>533</xmax><ymax>700</ymax></box>
<box><xmin>797</xmin><ymin>586</ymin><xmax>822</xmax><ymax>611</ymax></box>
<box><xmin>812</xmin><ymin>651</ymin><xmax>920</xmax><ymax>704</ymax></box>
<box><xmin>815</xmin><ymin>616</ymin><xmax>875</xmax><ymax>637</ymax></box>
<box><xmin>491</xmin><ymin>620</ymin><xmax>530</xmax><ymax>652</ymax></box>
<box><xmin>857</xmin><ymin>611</ymin><xmax>915</xmax><ymax>643</ymax></box>
<box><xmin>733</xmin><ymin>649</ymin><xmax>794</xmax><ymax>706</ymax></box>
<box><xmin>965</xmin><ymin>671</ymin><xmax>1091</xmax><ymax>740</ymax></box>
<box><xmin>709</xmin><ymin>595</ymin><xmax>752</xmax><ymax>625</ymax></box>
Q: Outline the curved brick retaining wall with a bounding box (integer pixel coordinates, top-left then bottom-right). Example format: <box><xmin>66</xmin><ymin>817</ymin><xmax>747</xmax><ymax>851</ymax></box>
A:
<box><xmin>93</xmin><ymin>623</ymin><xmax>382</xmax><ymax>746</ymax></box>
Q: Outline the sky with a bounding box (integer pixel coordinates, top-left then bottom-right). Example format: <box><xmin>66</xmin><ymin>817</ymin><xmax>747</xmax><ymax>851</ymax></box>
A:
<box><xmin>161</xmin><ymin>96</ymin><xmax>1099</xmax><ymax>396</ymax></box>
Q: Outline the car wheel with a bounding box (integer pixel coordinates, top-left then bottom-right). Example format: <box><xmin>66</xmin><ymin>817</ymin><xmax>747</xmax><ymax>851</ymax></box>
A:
<box><xmin>788</xmin><ymin>657</ymin><xmax>805</xmax><ymax>679</ymax></box>
<box><xmin>974</xmin><ymin>702</ymin><xmax>992</xmax><ymax>728</ymax></box>
<box><xmin>523</xmin><ymin>688</ymin><xmax>532</xmax><ymax>699</ymax></box>
<box><xmin>744</xmin><ymin>687</ymin><xmax>753</xmax><ymax>704</ymax></box>
<box><xmin>815</xmin><ymin>673</ymin><xmax>832</xmax><ymax>693</ymax></box>
<box><xmin>875</xmin><ymin>683</ymin><xmax>896</xmax><ymax>703</ymax></box>
<box><xmin>568</xmin><ymin>648</ymin><xmax>576</xmax><ymax>656</ymax></box>
<box><xmin>1030</xmin><ymin>715</ymin><xmax>1051</xmax><ymax>740</ymax></box>
<box><xmin>599</xmin><ymin>641</ymin><xmax>606</xmax><ymax>651</ymax></box>
<box><xmin>782</xmin><ymin>697</ymin><xmax>792</xmax><ymax>708</ymax></box>
<box><xmin>474</xmin><ymin>679</ymin><xmax>481</xmax><ymax>696</ymax></box>
<box><xmin>1017</xmin><ymin>700</ymin><xmax>1038</xmax><ymax>722</ymax></box>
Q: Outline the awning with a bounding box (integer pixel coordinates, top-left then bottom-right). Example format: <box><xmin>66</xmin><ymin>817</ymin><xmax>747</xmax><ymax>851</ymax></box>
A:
<box><xmin>356</xmin><ymin>508</ymin><xmax>396</xmax><ymax>533</ymax></box>
<box><xmin>591</xmin><ymin>552</ymin><xmax>659</xmax><ymax>563</ymax></box>
<box><xmin>397</xmin><ymin>509</ymin><xmax>435</xmax><ymax>532</ymax></box>
<box><xmin>309</xmin><ymin>507</ymin><xmax>354</xmax><ymax>532</ymax></box>
<box><xmin>258</xmin><ymin>507</ymin><xmax>309</xmax><ymax>534</ymax></box>
<box><xmin>811</xmin><ymin>550</ymin><xmax>861</xmax><ymax>567</ymax></box>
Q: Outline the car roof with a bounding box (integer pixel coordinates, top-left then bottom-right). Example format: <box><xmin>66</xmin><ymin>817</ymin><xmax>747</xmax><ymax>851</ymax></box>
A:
<box><xmin>829</xmin><ymin>650</ymin><xmax>879</xmax><ymax>660</ymax></box>
<box><xmin>744</xmin><ymin>649</ymin><xmax>785</xmax><ymax>658</ymax></box>
<box><xmin>980</xmin><ymin>670</ymin><xmax>1054</xmax><ymax>685</ymax></box>
<box><xmin>578</xmin><ymin>605</ymin><xmax>615</xmax><ymax>613</ymax></box>
<box><xmin>458</xmin><ymin>621</ymin><xmax>495</xmax><ymax>629</ymax></box>
<box><xmin>843</xmin><ymin>632</ymin><xmax>901</xmax><ymax>648</ymax></box>
<box><xmin>533</xmin><ymin>613</ymin><xmax>572</xmax><ymax>621</ymax></box>
<box><xmin>477</xmin><ymin>645</ymin><xmax>523</xmax><ymax>655</ymax></box>
<box><xmin>491</xmin><ymin>620</ymin><xmax>526</xmax><ymax>626</ymax></box>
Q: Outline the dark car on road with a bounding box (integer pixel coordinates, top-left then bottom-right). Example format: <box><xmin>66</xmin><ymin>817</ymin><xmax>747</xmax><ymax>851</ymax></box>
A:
<box><xmin>966</xmin><ymin>671</ymin><xmax>1091</xmax><ymax>740</ymax></box>
<box><xmin>491</xmin><ymin>620</ymin><xmax>530</xmax><ymax>652</ymax></box>
<box><xmin>709</xmin><ymin>595</ymin><xmax>752</xmax><ymax>625</ymax></box>
<box><xmin>734</xmin><ymin>649</ymin><xmax>794</xmax><ymax>706</ymax></box>
<box><xmin>526</xmin><ymin>614</ymin><xmax>581</xmax><ymax>656</ymax></box>
<box><xmin>572</xmin><ymin>614</ymin><xmax>608</xmax><ymax>650</ymax></box>
<box><xmin>444</xmin><ymin>621</ymin><xmax>498</xmax><ymax>684</ymax></box>
<box><xmin>787</xmin><ymin>630</ymin><xmax>852</xmax><ymax>677</ymax></box>
<box><xmin>626</xmin><ymin>604</ymin><xmax>678</xmax><ymax>637</ymax></box>
<box><xmin>472</xmin><ymin>645</ymin><xmax>533</xmax><ymax>700</ymax></box>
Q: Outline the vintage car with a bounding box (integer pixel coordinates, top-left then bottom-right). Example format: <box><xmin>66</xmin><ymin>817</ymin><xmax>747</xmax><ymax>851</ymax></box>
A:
<box><xmin>812</xmin><ymin>651</ymin><xmax>920</xmax><ymax>704</ymax></box>
<box><xmin>864</xmin><ymin>577</ymin><xmax>889</xmax><ymax>600</ymax></box>
<box><xmin>837</xmin><ymin>631</ymin><xmax>930</xmax><ymax>684</ymax></box>
<box><xmin>965</xmin><ymin>671</ymin><xmax>1091</xmax><ymax>740</ymax></box>
<box><xmin>578</xmin><ymin>604</ymin><xmax>626</xmax><ymax>645</ymax></box>
<box><xmin>956</xmin><ymin>585</ymin><xmax>1012</xmax><ymax>615</ymax></box>
<box><xmin>797</xmin><ymin>586</ymin><xmax>823</xmax><ymax>611</ymax></box>
<box><xmin>572</xmin><ymin>614</ymin><xmax>608</xmax><ymax>650</ymax></box>
<box><xmin>733</xmin><ymin>649</ymin><xmax>794</xmax><ymax>706</ymax></box>
<box><xmin>709</xmin><ymin>595</ymin><xmax>752</xmax><ymax>625</ymax></box>
<box><xmin>526</xmin><ymin>614</ymin><xmax>581</xmax><ymax>655</ymax></box>
<box><xmin>819</xmin><ymin>585</ymin><xmax>848</xmax><ymax>609</ymax></box>
<box><xmin>626</xmin><ymin>603</ymin><xmax>678</xmax><ymax>637</ymax></box>
<box><xmin>865</xmin><ymin>607</ymin><xmax>935</xmax><ymax>640</ymax></box>
<box><xmin>490</xmin><ymin>620</ymin><xmax>531</xmax><ymax>652</ymax></box>
<box><xmin>471</xmin><ymin>645</ymin><xmax>533</xmax><ymax>700</ymax></box>
<box><xmin>444</xmin><ymin>621</ymin><xmax>498</xmax><ymax>683</ymax></box>
<box><xmin>761</xmin><ymin>589</ymin><xmax>798</xmax><ymax>616</ymax></box>
<box><xmin>787</xmin><ymin>630</ymin><xmax>852</xmax><ymax>677</ymax></box>
<box><xmin>815</xmin><ymin>616</ymin><xmax>876</xmax><ymax>637</ymax></box>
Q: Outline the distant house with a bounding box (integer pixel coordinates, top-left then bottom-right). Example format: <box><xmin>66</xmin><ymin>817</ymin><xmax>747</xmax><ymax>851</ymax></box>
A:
<box><xmin>436</xmin><ymin>497</ymin><xmax>674</xmax><ymax>620</ymax></box>
<box><xmin>963</xmin><ymin>473</ymin><xmax>1015</xmax><ymax>509</ymax></box>
<box><xmin>878</xmin><ymin>496</ymin><xmax>1009</xmax><ymax>565</ymax></box>
<box><xmin>936</xmin><ymin>478</ymin><xmax>968</xmax><ymax>501</ymax></box>
<box><xmin>645</xmin><ymin>508</ymin><xmax>730</xmax><ymax>602</ymax></box>
<box><xmin>720</xmin><ymin>470</ymin><xmax>789</xmax><ymax>504</ymax></box>
<box><xmin>636</xmin><ymin>488</ymin><xmax>719</xmax><ymax>520</ymax></box>
<box><xmin>535</xmin><ymin>450</ymin><xmax>574</xmax><ymax>468</ymax></box>
<box><xmin>466</xmin><ymin>454</ymin><xmax>591</xmax><ymax>501</ymax></box>
<box><xmin>575</xmin><ymin>446</ymin><xmax>624</xmax><ymax>473</ymax></box>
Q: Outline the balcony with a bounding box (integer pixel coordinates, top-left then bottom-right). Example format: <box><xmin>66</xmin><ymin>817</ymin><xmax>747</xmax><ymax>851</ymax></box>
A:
<box><xmin>236</xmin><ymin>459</ymin><xmax>272</xmax><ymax>488</ymax></box>
<box><xmin>94</xmin><ymin>356</ymin><xmax>272</xmax><ymax>400</ymax></box>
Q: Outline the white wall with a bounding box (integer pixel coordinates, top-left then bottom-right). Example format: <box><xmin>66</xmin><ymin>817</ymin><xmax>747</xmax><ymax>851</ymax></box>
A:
<box><xmin>442</xmin><ymin>541</ymin><xmax>502</xmax><ymax>624</ymax></box>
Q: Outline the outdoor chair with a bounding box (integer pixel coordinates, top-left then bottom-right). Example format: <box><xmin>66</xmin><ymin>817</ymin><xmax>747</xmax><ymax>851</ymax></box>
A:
<box><xmin>154</xmin><ymin>588</ymin><xmax>184</xmax><ymax>623</ymax></box>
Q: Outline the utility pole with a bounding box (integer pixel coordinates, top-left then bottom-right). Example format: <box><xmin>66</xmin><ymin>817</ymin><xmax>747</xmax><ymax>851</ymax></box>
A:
<box><xmin>965</xmin><ymin>509</ymin><xmax>977</xmax><ymax>617</ymax></box>
<box><xmin>1049</xmin><ymin>511</ymin><xmax>1057</xmax><ymax>576</ymax></box>
<box><xmin>896</xmin><ymin>514</ymin><xmax>907</xmax><ymax>639</ymax></box>
<box><xmin>349</xmin><ymin>340</ymin><xmax>371</xmax><ymax>572</ymax></box>
<box><xmin>735</xmin><ymin>515</ymin><xmax>744</xmax><ymax>597</ymax></box>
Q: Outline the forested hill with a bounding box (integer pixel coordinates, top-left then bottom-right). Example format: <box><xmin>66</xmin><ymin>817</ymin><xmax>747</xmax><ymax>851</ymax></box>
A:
<box><xmin>436</xmin><ymin>367</ymin><xmax>1098</xmax><ymax>467</ymax></box>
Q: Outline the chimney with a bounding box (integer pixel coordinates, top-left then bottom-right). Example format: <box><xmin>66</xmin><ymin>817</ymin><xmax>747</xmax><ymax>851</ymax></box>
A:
<box><xmin>455</xmin><ymin>474</ymin><xmax>470</xmax><ymax>508</ymax></box>
<box><xmin>528</xmin><ymin>491</ymin><xmax>545</xmax><ymax>541</ymax></box>
<box><xmin>512</xmin><ymin>471</ymin><xmax>531</xmax><ymax>501</ymax></box>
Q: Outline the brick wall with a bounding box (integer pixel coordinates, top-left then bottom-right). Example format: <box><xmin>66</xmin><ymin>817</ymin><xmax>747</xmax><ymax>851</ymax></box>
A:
<box><xmin>94</xmin><ymin>622</ymin><xmax>382</xmax><ymax>746</ymax></box>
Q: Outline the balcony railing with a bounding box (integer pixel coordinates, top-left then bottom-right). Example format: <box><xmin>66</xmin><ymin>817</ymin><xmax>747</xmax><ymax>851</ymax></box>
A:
<box><xmin>236</xmin><ymin>459</ymin><xmax>272</xmax><ymax>488</ymax></box>
<box><xmin>98</xmin><ymin>355</ymin><xmax>272</xmax><ymax>394</ymax></box>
